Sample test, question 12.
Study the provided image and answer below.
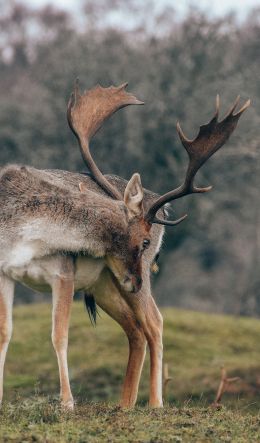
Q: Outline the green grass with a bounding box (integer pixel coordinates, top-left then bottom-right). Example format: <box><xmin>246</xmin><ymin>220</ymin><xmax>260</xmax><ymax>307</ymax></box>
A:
<box><xmin>1</xmin><ymin>400</ymin><xmax>260</xmax><ymax>442</ymax></box>
<box><xmin>0</xmin><ymin>302</ymin><xmax>260</xmax><ymax>442</ymax></box>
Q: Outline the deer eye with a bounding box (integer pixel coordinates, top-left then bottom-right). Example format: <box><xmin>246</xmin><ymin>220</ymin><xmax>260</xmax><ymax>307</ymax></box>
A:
<box><xmin>143</xmin><ymin>239</ymin><xmax>150</xmax><ymax>249</ymax></box>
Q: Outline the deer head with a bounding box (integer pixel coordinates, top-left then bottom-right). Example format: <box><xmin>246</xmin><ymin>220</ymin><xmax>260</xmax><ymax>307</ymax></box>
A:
<box><xmin>67</xmin><ymin>81</ymin><xmax>250</xmax><ymax>293</ymax></box>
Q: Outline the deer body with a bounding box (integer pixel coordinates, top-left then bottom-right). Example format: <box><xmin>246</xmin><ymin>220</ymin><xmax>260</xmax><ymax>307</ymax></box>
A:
<box><xmin>0</xmin><ymin>165</ymin><xmax>127</xmax><ymax>259</ymax></box>
<box><xmin>0</xmin><ymin>165</ymin><xmax>164</xmax><ymax>409</ymax></box>
<box><xmin>0</xmin><ymin>166</ymin><xmax>162</xmax><ymax>294</ymax></box>
<box><xmin>0</xmin><ymin>81</ymin><xmax>249</xmax><ymax>410</ymax></box>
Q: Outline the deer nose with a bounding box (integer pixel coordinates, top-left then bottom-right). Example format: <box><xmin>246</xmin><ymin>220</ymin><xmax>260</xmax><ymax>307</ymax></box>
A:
<box><xmin>122</xmin><ymin>275</ymin><xmax>134</xmax><ymax>292</ymax></box>
<box><xmin>122</xmin><ymin>275</ymin><xmax>142</xmax><ymax>293</ymax></box>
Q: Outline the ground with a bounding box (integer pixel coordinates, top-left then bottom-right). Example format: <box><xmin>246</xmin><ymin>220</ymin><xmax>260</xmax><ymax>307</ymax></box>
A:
<box><xmin>0</xmin><ymin>302</ymin><xmax>259</xmax><ymax>442</ymax></box>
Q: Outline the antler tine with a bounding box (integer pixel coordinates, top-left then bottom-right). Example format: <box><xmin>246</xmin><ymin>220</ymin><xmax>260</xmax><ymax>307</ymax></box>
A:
<box><xmin>67</xmin><ymin>79</ymin><xmax>144</xmax><ymax>200</ymax></box>
<box><xmin>224</xmin><ymin>95</ymin><xmax>240</xmax><ymax>118</ymax></box>
<box><xmin>215</xmin><ymin>93</ymin><xmax>220</xmax><ymax>116</ymax></box>
<box><xmin>234</xmin><ymin>98</ymin><xmax>251</xmax><ymax>117</ymax></box>
<box><xmin>145</xmin><ymin>95</ymin><xmax>250</xmax><ymax>225</ymax></box>
<box><xmin>153</xmin><ymin>213</ymin><xmax>188</xmax><ymax>226</ymax></box>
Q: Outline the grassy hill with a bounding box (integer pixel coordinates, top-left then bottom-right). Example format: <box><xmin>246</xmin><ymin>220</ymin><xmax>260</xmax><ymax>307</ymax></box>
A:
<box><xmin>0</xmin><ymin>301</ymin><xmax>260</xmax><ymax>442</ymax></box>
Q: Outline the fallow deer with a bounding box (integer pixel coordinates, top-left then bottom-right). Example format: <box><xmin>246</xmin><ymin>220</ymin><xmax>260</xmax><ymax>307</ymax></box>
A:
<box><xmin>0</xmin><ymin>81</ymin><xmax>249</xmax><ymax>410</ymax></box>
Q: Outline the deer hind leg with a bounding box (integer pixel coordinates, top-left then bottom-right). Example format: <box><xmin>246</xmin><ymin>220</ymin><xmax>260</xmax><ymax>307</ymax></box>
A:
<box><xmin>0</xmin><ymin>276</ymin><xmax>14</xmax><ymax>406</ymax></box>
<box><xmin>91</xmin><ymin>269</ymin><xmax>147</xmax><ymax>408</ymax></box>
<box><xmin>144</xmin><ymin>297</ymin><xmax>163</xmax><ymax>407</ymax></box>
<box><xmin>51</xmin><ymin>259</ymin><xmax>74</xmax><ymax>410</ymax></box>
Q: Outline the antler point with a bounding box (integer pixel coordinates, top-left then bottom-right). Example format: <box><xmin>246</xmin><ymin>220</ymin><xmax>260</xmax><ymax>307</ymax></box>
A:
<box><xmin>194</xmin><ymin>185</ymin><xmax>213</xmax><ymax>193</ymax></box>
<box><xmin>229</xmin><ymin>95</ymin><xmax>240</xmax><ymax>116</ymax></box>
<box><xmin>118</xmin><ymin>82</ymin><xmax>128</xmax><ymax>90</ymax></box>
<box><xmin>152</xmin><ymin>213</ymin><xmax>188</xmax><ymax>226</ymax></box>
<box><xmin>215</xmin><ymin>94</ymin><xmax>220</xmax><ymax>113</ymax></box>
<box><xmin>234</xmin><ymin>98</ymin><xmax>251</xmax><ymax>116</ymax></box>
<box><xmin>176</xmin><ymin>121</ymin><xmax>188</xmax><ymax>142</ymax></box>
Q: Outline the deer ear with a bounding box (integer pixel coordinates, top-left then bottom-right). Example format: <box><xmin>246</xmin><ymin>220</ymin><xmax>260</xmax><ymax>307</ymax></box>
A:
<box><xmin>124</xmin><ymin>173</ymin><xmax>144</xmax><ymax>219</ymax></box>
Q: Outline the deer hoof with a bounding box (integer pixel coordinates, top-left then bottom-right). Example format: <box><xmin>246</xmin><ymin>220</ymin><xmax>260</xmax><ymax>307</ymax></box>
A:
<box><xmin>149</xmin><ymin>400</ymin><xmax>163</xmax><ymax>408</ymax></box>
<box><xmin>61</xmin><ymin>399</ymin><xmax>74</xmax><ymax>411</ymax></box>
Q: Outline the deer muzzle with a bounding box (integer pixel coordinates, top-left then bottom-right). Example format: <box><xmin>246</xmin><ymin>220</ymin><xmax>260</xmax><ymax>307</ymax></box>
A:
<box><xmin>122</xmin><ymin>274</ymin><xmax>142</xmax><ymax>293</ymax></box>
<box><xmin>105</xmin><ymin>256</ymin><xmax>143</xmax><ymax>294</ymax></box>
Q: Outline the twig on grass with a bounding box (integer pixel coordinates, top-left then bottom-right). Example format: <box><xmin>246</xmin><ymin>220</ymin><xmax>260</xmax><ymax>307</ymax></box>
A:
<box><xmin>163</xmin><ymin>363</ymin><xmax>173</xmax><ymax>401</ymax></box>
<box><xmin>211</xmin><ymin>366</ymin><xmax>240</xmax><ymax>408</ymax></box>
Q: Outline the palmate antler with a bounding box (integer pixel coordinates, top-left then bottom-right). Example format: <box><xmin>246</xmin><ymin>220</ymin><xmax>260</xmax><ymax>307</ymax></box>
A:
<box><xmin>145</xmin><ymin>95</ymin><xmax>250</xmax><ymax>225</ymax></box>
<box><xmin>67</xmin><ymin>80</ymin><xmax>144</xmax><ymax>199</ymax></box>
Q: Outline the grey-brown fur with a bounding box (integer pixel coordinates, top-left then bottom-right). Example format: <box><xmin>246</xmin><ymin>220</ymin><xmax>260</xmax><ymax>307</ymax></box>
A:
<box><xmin>0</xmin><ymin>162</ymin><xmax>165</xmax><ymax>409</ymax></box>
<box><xmin>0</xmin><ymin>164</ymin><xmax>164</xmax><ymax>290</ymax></box>
<box><xmin>0</xmin><ymin>164</ymin><xmax>161</xmax><ymax>243</ymax></box>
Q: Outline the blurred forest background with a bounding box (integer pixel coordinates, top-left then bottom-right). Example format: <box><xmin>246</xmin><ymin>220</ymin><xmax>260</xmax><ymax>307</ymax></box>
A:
<box><xmin>0</xmin><ymin>0</ymin><xmax>259</xmax><ymax>316</ymax></box>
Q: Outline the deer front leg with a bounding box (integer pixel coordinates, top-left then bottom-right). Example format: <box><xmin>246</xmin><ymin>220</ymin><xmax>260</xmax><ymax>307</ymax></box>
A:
<box><xmin>126</xmin><ymin>277</ymin><xmax>163</xmax><ymax>408</ymax></box>
<box><xmin>120</xmin><ymin>325</ymin><xmax>146</xmax><ymax>408</ymax></box>
<box><xmin>0</xmin><ymin>276</ymin><xmax>14</xmax><ymax>406</ymax></box>
<box><xmin>119</xmin><ymin>289</ymin><xmax>163</xmax><ymax>407</ymax></box>
<box><xmin>92</xmin><ymin>269</ymin><xmax>147</xmax><ymax>408</ymax></box>
<box><xmin>51</xmin><ymin>262</ymin><xmax>74</xmax><ymax>410</ymax></box>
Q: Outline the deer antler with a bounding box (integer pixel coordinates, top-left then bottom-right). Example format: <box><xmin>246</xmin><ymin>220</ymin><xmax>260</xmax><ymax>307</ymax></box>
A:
<box><xmin>67</xmin><ymin>79</ymin><xmax>144</xmax><ymax>199</ymax></box>
<box><xmin>145</xmin><ymin>95</ymin><xmax>250</xmax><ymax>225</ymax></box>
